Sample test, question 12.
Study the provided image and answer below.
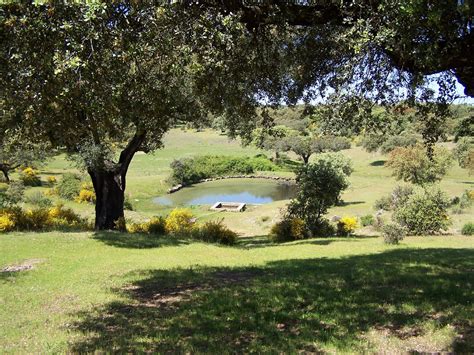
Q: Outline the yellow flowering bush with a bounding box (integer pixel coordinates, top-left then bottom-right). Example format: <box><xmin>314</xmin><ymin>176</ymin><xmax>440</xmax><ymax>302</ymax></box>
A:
<box><xmin>47</xmin><ymin>176</ymin><xmax>57</xmax><ymax>185</ymax></box>
<box><xmin>75</xmin><ymin>182</ymin><xmax>96</xmax><ymax>203</ymax></box>
<box><xmin>0</xmin><ymin>204</ymin><xmax>87</xmax><ymax>232</ymax></box>
<box><xmin>165</xmin><ymin>208</ymin><xmax>195</xmax><ymax>235</ymax></box>
<box><xmin>20</xmin><ymin>167</ymin><xmax>41</xmax><ymax>186</ymax></box>
<box><xmin>0</xmin><ymin>213</ymin><xmax>15</xmax><ymax>232</ymax></box>
<box><xmin>337</xmin><ymin>216</ymin><xmax>358</xmax><ymax>236</ymax></box>
<box><xmin>127</xmin><ymin>216</ymin><xmax>166</xmax><ymax>235</ymax></box>
<box><xmin>75</xmin><ymin>189</ymin><xmax>96</xmax><ymax>203</ymax></box>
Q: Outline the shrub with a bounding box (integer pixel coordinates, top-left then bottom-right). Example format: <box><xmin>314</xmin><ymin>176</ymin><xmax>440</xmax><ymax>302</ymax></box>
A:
<box><xmin>0</xmin><ymin>213</ymin><xmax>15</xmax><ymax>232</ymax></box>
<box><xmin>26</xmin><ymin>191</ymin><xmax>53</xmax><ymax>208</ymax></box>
<box><xmin>374</xmin><ymin>185</ymin><xmax>414</xmax><ymax>211</ymax></box>
<box><xmin>147</xmin><ymin>216</ymin><xmax>167</xmax><ymax>235</ymax></box>
<box><xmin>20</xmin><ymin>167</ymin><xmax>41</xmax><ymax>186</ymax></box>
<box><xmin>0</xmin><ymin>181</ymin><xmax>25</xmax><ymax>208</ymax></box>
<box><xmin>393</xmin><ymin>186</ymin><xmax>451</xmax><ymax>235</ymax></box>
<box><xmin>75</xmin><ymin>183</ymin><xmax>96</xmax><ymax>204</ymax></box>
<box><xmin>391</xmin><ymin>185</ymin><xmax>414</xmax><ymax>208</ymax></box>
<box><xmin>193</xmin><ymin>219</ymin><xmax>238</xmax><ymax>245</ymax></box>
<box><xmin>56</xmin><ymin>173</ymin><xmax>82</xmax><ymax>200</ymax></box>
<box><xmin>165</xmin><ymin>208</ymin><xmax>195</xmax><ymax>235</ymax></box>
<box><xmin>48</xmin><ymin>204</ymin><xmax>83</xmax><ymax>226</ymax></box>
<box><xmin>461</xmin><ymin>222</ymin><xmax>474</xmax><ymax>236</ymax></box>
<box><xmin>382</xmin><ymin>223</ymin><xmax>406</xmax><ymax>244</ymax></box>
<box><xmin>360</xmin><ymin>214</ymin><xmax>375</xmax><ymax>227</ymax></box>
<box><xmin>23</xmin><ymin>208</ymin><xmax>50</xmax><ymax>230</ymax></box>
<box><xmin>336</xmin><ymin>216</ymin><xmax>358</xmax><ymax>236</ymax></box>
<box><xmin>374</xmin><ymin>196</ymin><xmax>392</xmax><ymax>211</ymax></box>
<box><xmin>129</xmin><ymin>216</ymin><xmax>167</xmax><ymax>235</ymax></box>
<box><xmin>288</xmin><ymin>153</ymin><xmax>352</xmax><ymax>229</ymax></box>
<box><xmin>169</xmin><ymin>155</ymin><xmax>279</xmax><ymax>185</ymax></box>
<box><xmin>308</xmin><ymin>218</ymin><xmax>336</xmax><ymax>237</ymax></box>
<box><xmin>47</xmin><ymin>176</ymin><xmax>57</xmax><ymax>185</ymax></box>
<box><xmin>269</xmin><ymin>217</ymin><xmax>308</xmax><ymax>242</ymax></box>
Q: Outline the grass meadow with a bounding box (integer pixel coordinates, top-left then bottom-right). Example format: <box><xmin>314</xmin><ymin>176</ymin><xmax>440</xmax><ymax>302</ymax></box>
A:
<box><xmin>1</xmin><ymin>128</ymin><xmax>473</xmax><ymax>352</ymax></box>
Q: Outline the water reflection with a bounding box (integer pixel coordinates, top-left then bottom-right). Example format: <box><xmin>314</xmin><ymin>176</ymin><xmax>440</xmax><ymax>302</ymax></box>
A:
<box><xmin>154</xmin><ymin>178</ymin><xmax>296</xmax><ymax>206</ymax></box>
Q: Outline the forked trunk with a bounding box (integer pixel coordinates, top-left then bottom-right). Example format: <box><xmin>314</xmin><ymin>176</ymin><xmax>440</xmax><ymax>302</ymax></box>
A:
<box><xmin>87</xmin><ymin>130</ymin><xmax>147</xmax><ymax>231</ymax></box>
<box><xmin>0</xmin><ymin>167</ymin><xmax>10</xmax><ymax>182</ymax></box>
<box><xmin>89</xmin><ymin>170</ymin><xmax>125</xmax><ymax>231</ymax></box>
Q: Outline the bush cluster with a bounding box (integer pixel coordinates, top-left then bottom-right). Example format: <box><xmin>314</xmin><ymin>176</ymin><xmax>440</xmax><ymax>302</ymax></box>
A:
<box><xmin>127</xmin><ymin>209</ymin><xmax>238</xmax><ymax>245</ymax></box>
<box><xmin>461</xmin><ymin>222</ymin><xmax>474</xmax><ymax>236</ymax></box>
<box><xmin>165</xmin><ymin>208</ymin><xmax>196</xmax><ymax>235</ymax></box>
<box><xmin>0</xmin><ymin>181</ymin><xmax>25</xmax><ymax>208</ymax></box>
<box><xmin>0</xmin><ymin>204</ymin><xmax>88</xmax><ymax>232</ymax></box>
<box><xmin>192</xmin><ymin>219</ymin><xmax>238</xmax><ymax>245</ymax></box>
<box><xmin>75</xmin><ymin>182</ymin><xmax>96</xmax><ymax>204</ymax></box>
<box><xmin>26</xmin><ymin>191</ymin><xmax>53</xmax><ymax>208</ymax></box>
<box><xmin>360</xmin><ymin>214</ymin><xmax>375</xmax><ymax>227</ymax></box>
<box><xmin>20</xmin><ymin>167</ymin><xmax>41</xmax><ymax>187</ymax></box>
<box><xmin>336</xmin><ymin>216</ymin><xmax>358</xmax><ymax>236</ymax></box>
<box><xmin>128</xmin><ymin>216</ymin><xmax>167</xmax><ymax>235</ymax></box>
<box><xmin>374</xmin><ymin>185</ymin><xmax>414</xmax><ymax>211</ymax></box>
<box><xmin>170</xmin><ymin>155</ymin><xmax>279</xmax><ymax>185</ymax></box>
<box><xmin>56</xmin><ymin>173</ymin><xmax>82</xmax><ymax>200</ymax></box>
<box><xmin>393</xmin><ymin>186</ymin><xmax>451</xmax><ymax>235</ymax></box>
<box><xmin>382</xmin><ymin>223</ymin><xmax>407</xmax><ymax>244</ymax></box>
<box><xmin>269</xmin><ymin>217</ymin><xmax>308</xmax><ymax>242</ymax></box>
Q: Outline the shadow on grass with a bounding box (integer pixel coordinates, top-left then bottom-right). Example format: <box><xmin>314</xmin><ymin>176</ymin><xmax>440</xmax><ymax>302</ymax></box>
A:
<box><xmin>236</xmin><ymin>235</ymin><xmax>378</xmax><ymax>249</ymax></box>
<box><xmin>276</xmin><ymin>158</ymin><xmax>302</xmax><ymax>171</ymax></box>
<box><xmin>92</xmin><ymin>232</ymin><xmax>185</xmax><ymax>249</ymax></box>
<box><xmin>336</xmin><ymin>200</ymin><xmax>365</xmax><ymax>206</ymax></box>
<box><xmin>70</xmin><ymin>248</ymin><xmax>474</xmax><ymax>353</ymax></box>
<box><xmin>370</xmin><ymin>160</ymin><xmax>386</xmax><ymax>166</ymax></box>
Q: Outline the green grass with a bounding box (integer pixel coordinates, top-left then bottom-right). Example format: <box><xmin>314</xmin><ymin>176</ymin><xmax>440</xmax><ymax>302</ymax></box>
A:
<box><xmin>2</xmin><ymin>128</ymin><xmax>473</xmax><ymax>352</ymax></box>
<box><xmin>1</xmin><ymin>233</ymin><xmax>473</xmax><ymax>352</ymax></box>
<box><xmin>20</xmin><ymin>128</ymin><xmax>473</xmax><ymax>236</ymax></box>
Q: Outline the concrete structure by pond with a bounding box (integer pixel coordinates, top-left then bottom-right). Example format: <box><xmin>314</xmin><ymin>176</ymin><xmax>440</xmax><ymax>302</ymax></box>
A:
<box><xmin>210</xmin><ymin>202</ymin><xmax>246</xmax><ymax>212</ymax></box>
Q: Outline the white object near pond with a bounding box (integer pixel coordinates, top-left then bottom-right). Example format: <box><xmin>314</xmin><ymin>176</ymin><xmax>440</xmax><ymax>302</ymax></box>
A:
<box><xmin>210</xmin><ymin>202</ymin><xmax>246</xmax><ymax>212</ymax></box>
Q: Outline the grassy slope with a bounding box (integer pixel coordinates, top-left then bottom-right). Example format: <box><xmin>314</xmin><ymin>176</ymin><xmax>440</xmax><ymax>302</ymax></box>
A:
<box><xmin>0</xmin><ymin>233</ymin><xmax>473</xmax><ymax>353</ymax></box>
<box><xmin>2</xmin><ymin>128</ymin><xmax>474</xmax><ymax>352</ymax></box>
<box><xmin>28</xmin><ymin>128</ymin><xmax>474</xmax><ymax>236</ymax></box>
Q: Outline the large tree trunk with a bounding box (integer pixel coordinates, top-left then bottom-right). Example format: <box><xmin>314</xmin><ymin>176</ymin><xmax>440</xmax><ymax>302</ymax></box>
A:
<box><xmin>89</xmin><ymin>130</ymin><xmax>146</xmax><ymax>231</ymax></box>
<box><xmin>0</xmin><ymin>165</ymin><xmax>10</xmax><ymax>183</ymax></box>
<box><xmin>89</xmin><ymin>169</ymin><xmax>126</xmax><ymax>230</ymax></box>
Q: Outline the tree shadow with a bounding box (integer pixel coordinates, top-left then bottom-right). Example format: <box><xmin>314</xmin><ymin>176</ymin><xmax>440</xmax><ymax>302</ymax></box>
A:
<box><xmin>276</xmin><ymin>158</ymin><xmax>302</xmax><ymax>171</ymax></box>
<box><xmin>336</xmin><ymin>200</ymin><xmax>365</xmax><ymax>206</ymax></box>
<box><xmin>370</xmin><ymin>160</ymin><xmax>386</xmax><ymax>166</ymax></box>
<box><xmin>70</xmin><ymin>248</ymin><xmax>474</xmax><ymax>353</ymax></box>
<box><xmin>92</xmin><ymin>232</ymin><xmax>185</xmax><ymax>249</ymax></box>
<box><xmin>236</xmin><ymin>235</ymin><xmax>377</xmax><ymax>249</ymax></box>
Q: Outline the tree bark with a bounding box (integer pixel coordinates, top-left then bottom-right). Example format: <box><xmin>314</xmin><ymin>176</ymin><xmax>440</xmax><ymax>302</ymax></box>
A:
<box><xmin>0</xmin><ymin>164</ymin><xmax>11</xmax><ymax>183</ymax></box>
<box><xmin>89</xmin><ymin>169</ymin><xmax>126</xmax><ymax>230</ymax></box>
<box><xmin>89</xmin><ymin>130</ymin><xmax>146</xmax><ymax>231</ymax></box>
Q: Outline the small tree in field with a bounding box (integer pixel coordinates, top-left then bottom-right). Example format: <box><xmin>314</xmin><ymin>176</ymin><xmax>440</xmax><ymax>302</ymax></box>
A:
<box><xmin>282</xmin><ymin>135</ymin><xmax>351</xmax><ymax>164</ymax></box>
<box><xmin>0</xmin><ymin>132</ymin><xmax>52</xmax><ymax>182</ymax></box>
<box><xmin>288</xmin><ymin>153</ymin><xmax>352</xmax><ymax>232</ymax></box>
<box><xmin>386</xmin><ymin>145</ymin><xmax>452</xmax><ymax>185</ymax></box>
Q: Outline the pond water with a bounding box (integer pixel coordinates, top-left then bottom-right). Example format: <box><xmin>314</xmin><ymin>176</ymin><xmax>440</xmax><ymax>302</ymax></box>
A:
<box><xmin>153</xmin><ymin>178</ymin><xmax>296</xmax><ymax>206</ymax></box>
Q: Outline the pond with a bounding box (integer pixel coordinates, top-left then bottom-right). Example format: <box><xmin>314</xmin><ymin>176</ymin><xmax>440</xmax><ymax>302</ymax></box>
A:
<box><xmin>153</xmin><ymin>178</ymin><xmax>297</xmax><ymax>206</ymax></box>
